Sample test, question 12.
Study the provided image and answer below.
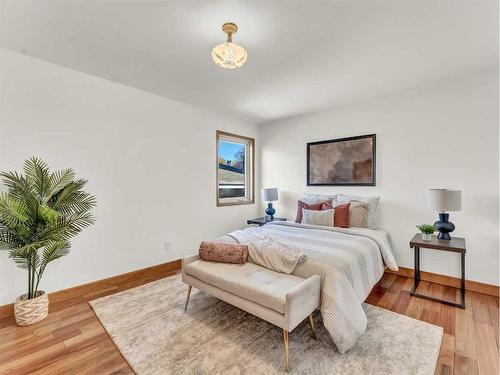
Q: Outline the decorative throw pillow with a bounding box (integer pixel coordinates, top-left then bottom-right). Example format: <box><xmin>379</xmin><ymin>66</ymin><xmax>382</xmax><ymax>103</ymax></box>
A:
<box><xmin>199</xmin><ymin>241</ymin><xmax>248</xmax><ymax>264</ymax></box>
<box><xmin>336</xmin><ymin>193</ymin><xmax>379</xmax><ymax>229</ymax></box>
<box><xmin>295</xmin><ymin>200</ymin><xmax>323</xmax><ymax>223</ymax></box>
<box><xmin>321</xmin><ymin>202</ymin><xmax>350</xmax><ymax>228</ymax></box>
<box><xmin>336</xmin><ymin>200</ymin><xmax>369</xmax><ymax>228</ymax></box>
<box><xmin>333</xmin><ymin>203</ymin><xmax>350</xmax><ymax>228</ymax></box>
<box><xmin>301</xmin><ymin>208</ymin><xmax>334</xmax><ymax>227</ymax></box>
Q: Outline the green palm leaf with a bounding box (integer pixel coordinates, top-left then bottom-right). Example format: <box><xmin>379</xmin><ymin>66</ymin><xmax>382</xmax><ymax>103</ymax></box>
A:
<box><xmin>45</xmin><ymin>168</ymin><xmax>75</xmax><ymax>203</ymax></box>
<box><xmin>24</xmin><ymin>157</ymin><xmax>51</xmax><ymax>201</ymax></box>
<box><xmin>41</xmin><ymin>240</ymin><xmax>71</xmax><ymax>267</ymax></box>
<box><xmin>9</xmin><ymin>242</ymin><xmax>43</xmax><ymax>269</ymax></box>
<box><xmin>0</xmin><ymin>193</ymin><xmax>29</xmax><ymax>227</ymax></box>
<box><xmin>0</xmin><ymin>227</ymin><xmax>24</xmax><ymax>249</ymax></box>
<box><xmin>0</xmin><ymin>171</ymin><xmax>39</xmax><ymax>216</ymax></box>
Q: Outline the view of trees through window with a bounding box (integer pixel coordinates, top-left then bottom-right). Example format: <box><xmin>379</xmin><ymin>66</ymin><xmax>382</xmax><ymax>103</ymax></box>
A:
<box><xmin>216</xmin><ymin>131</ymin><xmax>254</xmax><ymax>206</ymax></box>
<box><xmin>218</xmin><ymin>140</ymin><xmax>246</xmax><ymax>198</ymax></box>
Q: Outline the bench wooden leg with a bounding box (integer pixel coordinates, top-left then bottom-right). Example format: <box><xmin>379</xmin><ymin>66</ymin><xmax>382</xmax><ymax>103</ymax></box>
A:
<box><xmin>184</xmin><ymin>285</ymin><xmax>192</xmax><ymax>311</ymax></box>
<box><xmin>283</xmin><ymin>329</ymin><xmax>289</xmax><ymax>372</ymax></box>
<box><xmin>309</xmin><ymin>314</ymin><xmax>317</xmax><ymax>339</ymax></box>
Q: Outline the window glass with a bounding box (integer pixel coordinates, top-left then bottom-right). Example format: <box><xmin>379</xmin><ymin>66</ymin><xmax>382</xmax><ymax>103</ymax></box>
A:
<box><xmin>216</xmin><ymin>131</ymin><xmax>254</xmax><ymax>206</ymax></box>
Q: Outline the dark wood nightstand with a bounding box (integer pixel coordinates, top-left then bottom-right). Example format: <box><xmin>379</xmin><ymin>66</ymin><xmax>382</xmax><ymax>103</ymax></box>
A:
<box><xmin>409</xmin><ymin>233</ymin><xmax>466</xmax><ymax>309</ymax></box>
<box><xmin>247</xmin><ymin>217</ymin><xmax>287</xmax><ymax>226</ymax></box>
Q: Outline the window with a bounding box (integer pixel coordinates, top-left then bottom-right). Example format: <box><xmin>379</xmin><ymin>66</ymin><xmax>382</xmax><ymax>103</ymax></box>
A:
<box><xmin>216</xmin><ymin>130</ymin><xmax>255</xmax><ymax>206</ymax></box>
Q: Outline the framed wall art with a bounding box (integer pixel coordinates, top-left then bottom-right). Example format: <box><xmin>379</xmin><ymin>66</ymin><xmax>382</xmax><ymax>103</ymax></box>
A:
<box><xmin>307</xmin><ymin>134</ymin><xmax>376</xmax><ymax>186</ymax></box>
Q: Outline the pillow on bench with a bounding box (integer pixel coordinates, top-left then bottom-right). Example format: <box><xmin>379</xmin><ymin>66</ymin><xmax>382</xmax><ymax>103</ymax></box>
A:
<box><xmin>199</xmin><ymin>241</ymin><xmax>248</xmax><ymax>264</ymax></box>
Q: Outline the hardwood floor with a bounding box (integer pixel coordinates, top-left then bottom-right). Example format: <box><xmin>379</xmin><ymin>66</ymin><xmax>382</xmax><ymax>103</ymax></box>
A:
<box><xmin>0</xmin><ymin>272</ymin><xmax>498</xmax><ymax>374</ymax></box>
<box><xmin>366</xmin><ymin>274</ymin><xmax>499</xmax><ymax>375</ymax></box>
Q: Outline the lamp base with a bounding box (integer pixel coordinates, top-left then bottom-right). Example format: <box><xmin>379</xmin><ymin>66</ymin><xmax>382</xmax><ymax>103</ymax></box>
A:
<box><xmin>265</xmin><ymin>203</ymin><xmax>276</xmax><ymax>220</ymax></box>
<box><xmin>434</xmin><ymin>212</ymin><xmax>455</xmax><ymax>241</ymax></box>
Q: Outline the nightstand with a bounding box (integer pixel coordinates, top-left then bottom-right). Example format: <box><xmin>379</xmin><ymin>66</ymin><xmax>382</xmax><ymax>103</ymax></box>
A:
<box><xmin>409</xmin><ymin>233</ymin><xmax>466</xmax><ymax>309</ymax></box>
<box><xmin>247</xmin><ymin>217</ymin><xmax>286</xmax><ymax>226</ymax></box>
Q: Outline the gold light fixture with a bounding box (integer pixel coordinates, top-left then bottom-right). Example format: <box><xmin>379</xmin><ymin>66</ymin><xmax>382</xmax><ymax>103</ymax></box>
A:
<box><xmin>211</xmin><ymin>22</ymin><xmax>247</xmax><ymax>69</ymax></box>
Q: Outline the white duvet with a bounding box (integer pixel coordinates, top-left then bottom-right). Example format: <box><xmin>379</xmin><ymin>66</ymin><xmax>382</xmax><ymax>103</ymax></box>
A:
<box><xmin>222</xmin><ymin>221</ymin><xmax>398</xmax><ymax>353</ymax></box>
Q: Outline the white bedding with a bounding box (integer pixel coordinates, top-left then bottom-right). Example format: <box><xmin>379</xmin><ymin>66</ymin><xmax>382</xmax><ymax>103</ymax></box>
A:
<box><xmin>221</xmin><ymin>221</ymin><xmax>398</xmax><ymax>353</ymax></box>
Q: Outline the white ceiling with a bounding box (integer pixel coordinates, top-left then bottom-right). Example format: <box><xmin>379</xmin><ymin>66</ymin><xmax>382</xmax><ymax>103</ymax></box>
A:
<box><xmin>0</xmin><ymin>1</ymin><xmax>497</xmax><ymax>124</ymax></box>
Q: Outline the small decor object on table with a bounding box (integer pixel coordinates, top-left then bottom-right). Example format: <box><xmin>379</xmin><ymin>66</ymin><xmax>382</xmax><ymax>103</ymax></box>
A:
<box><xmin>416</xmin><ymin>224</ymin><xmax>436</xmax><ymax>241</ymax></box>
<box><xmin>262</xmin><ymin>188</ymin><xmax>278</xmax><ymax>219</ymax></box>
<box><xmin>0</xmin><ymin>157</ymin><xmax>96</xmax><ymax>326</ymax></box>
<box><xmin>409</xmin><ymin>233</ymin><xmax>466</xmax><ymax>309</ymax></box>
<box><xmin>427</xmin><ymin>189</ymin><xmax>461</xmax><ymax>240</ymax></box>
<box><xmin>247</xmin><ymin>217</ymin><xmax>286</xmax><ymax>227</ymax></box>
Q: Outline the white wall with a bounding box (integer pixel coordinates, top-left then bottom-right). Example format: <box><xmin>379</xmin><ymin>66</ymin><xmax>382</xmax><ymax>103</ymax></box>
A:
<box><xmin>0</xmin><ymin>49</ymin><xmax>259</xmax><ymax>305</ymax></box>
<box><xmin>259</xmin><ymin>71</ymin><xmax>499</xmax><ymax>286</ymax></box>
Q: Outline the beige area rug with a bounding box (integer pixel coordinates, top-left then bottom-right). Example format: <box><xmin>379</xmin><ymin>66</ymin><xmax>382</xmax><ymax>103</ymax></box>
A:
<box><xmin>89</xmin><ymin>275</ymin><xmax>443</xmax><ymax>375</ymax></box>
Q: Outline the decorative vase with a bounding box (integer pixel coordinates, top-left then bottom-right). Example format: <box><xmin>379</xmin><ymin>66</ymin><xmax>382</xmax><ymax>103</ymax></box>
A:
<box><xmin>14</xmin><ymin>291</ymin><xmax>49</xmax><ymax>326</ymax></box>
<box><xmin>421</xmin><ymin>233</ymin><xmax>432</xmax><ymax>241</ymax></box>
<box><xmin>434</xmin><ymin>212</ymin><xmax>455</xmax><ymax>241</ymax></box>
<box><xmin>265</xmin><ymin>202</ymin><xmax>276</xmax><ymax>220</ymax></box>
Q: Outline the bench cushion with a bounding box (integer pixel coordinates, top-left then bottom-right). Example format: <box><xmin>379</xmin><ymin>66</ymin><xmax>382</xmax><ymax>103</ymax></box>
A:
<box><xmin>185</xmin><ymin>260</ymin><xmax>305</xmax><ymax>314</ymax></box>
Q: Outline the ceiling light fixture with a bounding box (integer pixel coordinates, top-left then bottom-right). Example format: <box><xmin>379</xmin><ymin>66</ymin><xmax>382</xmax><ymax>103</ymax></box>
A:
<box><xmin>211</xmin><ymin>22</ymin><xmax>247</xmax><ymax>69</ymax></box>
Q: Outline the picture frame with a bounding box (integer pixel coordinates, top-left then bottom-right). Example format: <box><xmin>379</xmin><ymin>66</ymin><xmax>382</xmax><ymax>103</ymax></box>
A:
<box><xmin>306</xmin><ymin>134</ymin><xmax>376</xmax><ymax>186</ymax></box>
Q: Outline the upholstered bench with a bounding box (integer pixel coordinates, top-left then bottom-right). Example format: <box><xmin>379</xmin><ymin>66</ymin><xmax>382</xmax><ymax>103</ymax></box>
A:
<box><xmin>182</xmin><ymin>255</ymin><xmax>321</xmax><ymax>372</ymax></box>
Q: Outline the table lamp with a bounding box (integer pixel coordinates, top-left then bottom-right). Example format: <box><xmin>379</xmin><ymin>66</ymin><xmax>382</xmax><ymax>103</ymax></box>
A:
<box><xmin>427</xmin><ymin>189</ymin><xmax>461</xmax><ymax>240</ymax></box>
<box><xmin>262</xmin><ymin>188</ymin><xmax>278</xmax><ymax>219</ymax></box>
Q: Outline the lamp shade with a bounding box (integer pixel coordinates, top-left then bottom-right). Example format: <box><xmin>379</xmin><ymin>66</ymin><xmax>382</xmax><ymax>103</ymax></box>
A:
<box><xmin>427</xmin><ymin>189</ymin><xmax>461</xmax><ymax>212</ymax></box>
<box><xmin>261</xmin><ymin>188</ymin><xmax>278</xmax><ymax>202</ymax></box>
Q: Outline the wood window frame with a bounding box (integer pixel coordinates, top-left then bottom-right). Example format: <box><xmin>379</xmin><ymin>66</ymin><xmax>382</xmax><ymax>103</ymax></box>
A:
<box><xmin>216</xmin><ymin>130</ymin><xmax>255</xmax><ymax>207</ymax></box>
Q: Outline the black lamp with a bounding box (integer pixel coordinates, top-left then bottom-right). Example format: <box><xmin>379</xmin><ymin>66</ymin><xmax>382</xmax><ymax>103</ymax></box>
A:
<box><xmin>427</xmin><ymin>189</ymin><xmax>462</xmax><ymax>240</ymax></box>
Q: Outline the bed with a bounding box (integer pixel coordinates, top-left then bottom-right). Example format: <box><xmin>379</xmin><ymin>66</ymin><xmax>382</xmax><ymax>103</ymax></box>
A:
<box><xmin>220</xmin><ymin>220</ymin><xmax>398</xmax><ymax>353</ymax></box>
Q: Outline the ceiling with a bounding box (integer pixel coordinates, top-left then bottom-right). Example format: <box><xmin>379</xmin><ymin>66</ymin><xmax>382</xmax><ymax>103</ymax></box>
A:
<box><xmin>0</xmin><ymin>1</ymin><xmax>497</xmax><ymax>124</ymax></box>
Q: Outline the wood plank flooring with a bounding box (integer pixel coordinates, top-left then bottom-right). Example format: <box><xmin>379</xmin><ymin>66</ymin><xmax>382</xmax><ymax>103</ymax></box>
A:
<box><xmin>0</xmin><ymin>272</ymin><xmax>498</xmax><ymax>374</ymax></box>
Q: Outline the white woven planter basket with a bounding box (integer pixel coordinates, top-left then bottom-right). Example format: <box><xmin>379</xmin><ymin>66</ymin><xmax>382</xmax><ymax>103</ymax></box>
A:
<box><xmin>14</xmin><ymin>291</ymin><xmax>49</xmax><ymax>326</ymax></box>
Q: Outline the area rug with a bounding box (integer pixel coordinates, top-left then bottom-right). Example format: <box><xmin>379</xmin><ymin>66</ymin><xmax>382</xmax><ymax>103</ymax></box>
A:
<box><xmin>89</xmin><ymin>275</ymin><xmax>443</xmax><ymax>375</ymax></box>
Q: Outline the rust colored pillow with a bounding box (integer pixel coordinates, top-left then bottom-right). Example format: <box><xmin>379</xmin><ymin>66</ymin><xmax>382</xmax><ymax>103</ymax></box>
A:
<box><xmin>333</xmin><ymin>203</ymin><xmax>350</xmax><ymax>228</ymax></box>
<box><xmin>321</xmin><ymin>202</ymin><xmax>350</xmax><ymax>227</ymax></box>
<box><xmin>295</xmin><ymin>201</ymin><xmax>323</xmax><ymax>223</ymax></box>
<box><xmin>199</xmin><ymin>241</ymin><xmax>248</xmax><ymax>264</ymax></box>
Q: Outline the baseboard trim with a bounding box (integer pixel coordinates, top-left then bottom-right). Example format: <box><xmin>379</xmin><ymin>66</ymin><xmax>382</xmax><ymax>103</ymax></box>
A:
<box><xmin>0</xmin><ymin>303</ymin><xmax>13</xmax><ymax>321</ymax></box>
<box><xmin>385</xmin><ymin>266</ymin><xmax>499</xmax><ymax>297</ymax></box>
<box><xmin>0</xmin><ymin>259</ymin><xmax>181</xmax><ymax>320</ymax></box>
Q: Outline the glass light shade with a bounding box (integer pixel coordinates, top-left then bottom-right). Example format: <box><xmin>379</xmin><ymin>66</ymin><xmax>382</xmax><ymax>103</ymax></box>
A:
<box><xmin>211</xmin><ymin>42</ymin><xmax>247</xmax><ymax>69</ymax></box>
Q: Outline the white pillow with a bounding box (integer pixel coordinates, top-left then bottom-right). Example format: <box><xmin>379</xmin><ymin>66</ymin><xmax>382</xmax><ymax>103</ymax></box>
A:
<box><xmin>336</xmin><ymin>193</ymin><xmax>380</xmax><ymax>229</ymax></box>
<box><xmin>301</xmin><ymin>208</ymin><xmax>334</xmax><ymax>227</ymax></box>
<box><xmin>301</xmin><ymin>193</ymin><xmax>337</xmax><ymax>205</ymax></box>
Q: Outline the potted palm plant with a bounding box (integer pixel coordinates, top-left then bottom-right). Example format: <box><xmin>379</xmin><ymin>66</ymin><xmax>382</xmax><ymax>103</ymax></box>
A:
<box><xmin>0</xmin><ymin>157</ymin><xmax>96</xmax><ymax>326</ymax></box>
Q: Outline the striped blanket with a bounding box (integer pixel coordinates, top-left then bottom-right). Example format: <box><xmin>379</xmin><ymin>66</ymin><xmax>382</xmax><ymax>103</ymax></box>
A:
<box><xmin>222</xmin><ymin>221</ymin><xmax>398</xmax><ymax>354</ymax></box>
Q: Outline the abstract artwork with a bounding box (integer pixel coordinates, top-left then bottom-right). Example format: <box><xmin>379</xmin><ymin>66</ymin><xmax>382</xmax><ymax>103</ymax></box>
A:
<box><xmin>307</xmin><ymin>134</ymin><xmax>376</xmax><ymax>186</ymax></box>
